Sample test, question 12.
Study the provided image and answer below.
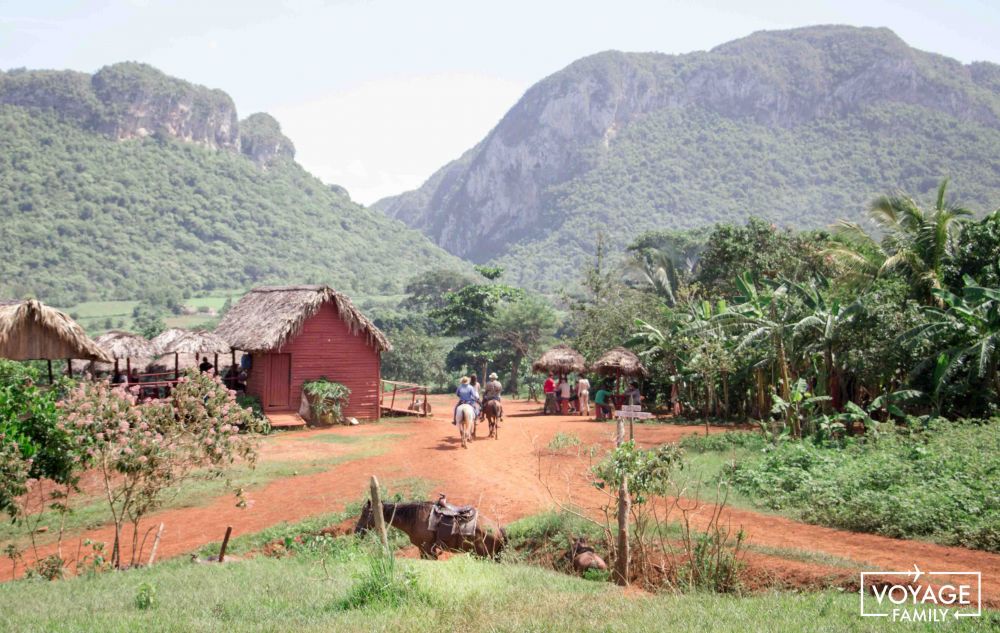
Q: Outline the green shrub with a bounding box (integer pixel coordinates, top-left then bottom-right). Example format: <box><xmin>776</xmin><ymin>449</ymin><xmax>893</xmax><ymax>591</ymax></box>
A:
<box><xmin>725</xmin><ymin>419</ymin><xmax>1000</xmax><ymax>551</ymax></box>
<box><xmin>303</xmin><ymin>378</ymin><xmax>351</xmax><ymax>422</ymax></box>
<box><xmin>679</xmin><ymin>431</ymin><xmax>767</xmax><ymax>453</ymax></box>
<box><xmin>547</xmin><ymin>432</ymin><xmax>582</xmax><ymax>451</ymax></box>
<box><xmin>134</xmin><ymin>582</ymin><xmax>156</xmax><ymax>610</ymax></box>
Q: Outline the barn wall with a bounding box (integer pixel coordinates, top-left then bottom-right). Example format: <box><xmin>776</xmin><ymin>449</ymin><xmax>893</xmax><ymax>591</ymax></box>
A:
<box><xmin>273</xmin><ymin>302</ymin><xmax>381</xmax><ymax>420</ymax></box>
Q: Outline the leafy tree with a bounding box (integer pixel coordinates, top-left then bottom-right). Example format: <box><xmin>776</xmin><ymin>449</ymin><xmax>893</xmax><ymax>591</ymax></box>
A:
<box><xmin>485</xmin><ymin>295</ymin><xmax>557</xmax><ymax>392</ymax></box>
<box><xmin>380</xmin><ymin>328</ymin><xmax>449</xmax><ymax>388</ymax></box>
<box><xmin>132</xmin><ymin>303</ymin><xmax>165</xmax><ymax>339</ymax></box>
<box><xmin>945</xmin><ymin>210</ymin><xmax>1000</xmax><ymax>289</ymax></box>
<box><xmin>401</xmin><ymin>268</ymin><xmax>479</xmax><ymax>312</ymax></box>
<box><xmin>695</xmin><ymin>218</ymin><xmax>825</xmax><ymax>297</ymax></box>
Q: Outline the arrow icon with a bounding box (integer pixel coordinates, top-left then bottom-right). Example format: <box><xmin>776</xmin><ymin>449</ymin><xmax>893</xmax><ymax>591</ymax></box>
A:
<box><xmin>912</xmin><ymin>564</ymin><xmax>923</xmax><ymax>584</ymax></box>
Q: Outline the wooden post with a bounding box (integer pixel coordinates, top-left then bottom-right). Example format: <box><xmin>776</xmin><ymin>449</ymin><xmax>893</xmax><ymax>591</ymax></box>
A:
<box><xmin>218</xmin><ymin>526</ymin><xmax>233</xmax><ymax>562</ymax></box>
<box><xmin>47</xmin><ymin>359</ymin><xmax>53</xmax><ymax>384</ymax></box>
<box><xmin>126</xmin><ymin>357</ymin><xmax>132</xmax><ymax>378</ymax></box>
<box><xmin>369</xmin><ymin>475</ymin><xmax>389</xmax><ymax>550</ymax></box>
<box><xmin>614</xmin><ymin>417</ymin><xmax>630</xmax><ymax>586</ymax></box>
<box><xmin>115</xmin><ymin>358</ymin><xmax>120</xmax><ymax>377</ymax></box>
<box><xmin>147</xmin><ymin>523</ymin><xmax>164</xmax><ymax>566</ymax></box>
<box><xmin>174</xmin><ymin>353</ymin><xmax>179</xmax><ymax>381</ymax></box>
<box><xmin>66</xmin><ymin>358</ymin><xmax>72</xmax><ymax>378</ymax></box>
<box><xmin>213</xmin><ymin>353</ymin><xmax>219</xmax><ymax>376</ymax></box>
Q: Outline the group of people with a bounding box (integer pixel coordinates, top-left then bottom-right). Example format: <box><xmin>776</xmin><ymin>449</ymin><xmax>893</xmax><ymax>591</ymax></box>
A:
<box><xmin>542</xmin><ymin>374</ymin><xmax>642</xmax><ymax>420</ymax></box>
<box><xmin>454</xmin><ymin>372</ymin><xmax>503</xmax><ymax>423</ymax></box>
<box><xmin>452</xmin><ymin>370</ymin><xmax>644</xmax><ymax>423</ymax></box>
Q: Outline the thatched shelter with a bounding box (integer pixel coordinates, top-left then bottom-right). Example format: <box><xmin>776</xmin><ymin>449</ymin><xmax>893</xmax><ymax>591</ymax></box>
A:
<box><xmin>72</xmin><ymin>330</ymin><xmax>156</xmax><ymax>375</ymax></box>
<box><xmin>532</xmin><ymin>344</ymin><xmax>586</xmax><ymax>376</ymax></box>
<box><xmin>0</xmin><ymin>299</ymin><xmax>111</xmax><ymax>380</ymax></box>
<box><xmin>150</xmin><ymin>328</ymin><xmax>188</xmax><ymax>355</ymax></box>
<box><xmin>591</xmin><ymin>347</ymin><xmax>648</xmax><ymax>379</ymax></box>
<box><xmin>153</xmin><ymin>329</ymin><xmax>233</xmax><ymax>378</ymax></box>
<box><xmin>216</xmin><ymin>285</ymin><xmax>389</xmax><ymax>353</ymax></box>
<box><xmin>215</xmin><ymin>285</ymin><xmax>389</xmax><ymax>420</ymax></box>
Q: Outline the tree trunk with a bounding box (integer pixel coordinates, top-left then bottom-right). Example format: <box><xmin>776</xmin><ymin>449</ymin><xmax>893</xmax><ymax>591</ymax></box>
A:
<box><xmin>613</xmin><ymin>418</ymin><xmax>629</xmax><ymax>586</ymax></box>
<box><xmin>507</xmin><ymin>351</ymin><xmax>522</xmax><ymax>395</ymax></box>
<box><xmin>722</xmin><ymin>371</ymin><xmax>730</xmax><ymax>418</ymax></box>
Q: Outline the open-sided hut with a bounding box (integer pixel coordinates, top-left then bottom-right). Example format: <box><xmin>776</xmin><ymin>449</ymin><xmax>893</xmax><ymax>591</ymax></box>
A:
<box><xmin>73</xmin><ymin>330</ymin><xmax>156</xmax><ymax>375</ymax></box>
<box><xmin>591</xmin><ymin>347</ymin><xmax>648</xmax><ymax>379</ymax></box>
<box><xmin>151</xmin><ymin>328</ymin><xmax>188</xmax><ymax>355</ymax></box>
<box><xmin>532</xmin><ymin>344</ymin><xmax>586</xmax><ymax>377</ymax></box>
<box><xmin>152</xmin><ymin>329</ymin><xmax>231</xmax><ymax>378</ymax></box>
<box><xmin>0</xmin><ymin>300</ymin><xmax>111</xmax><ymax>379</ymax></box>
<box><xmin>215</xmin><ymin>285</ymin><xmax>390</xmax><ymax>420</ymax></box>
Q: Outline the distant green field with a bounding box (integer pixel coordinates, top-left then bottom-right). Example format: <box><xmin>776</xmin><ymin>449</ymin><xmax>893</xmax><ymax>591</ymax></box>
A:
<box><xmin>63</xmin><ymin>290</ymin><xmax>402</xmax><ymax>336</ymax></box>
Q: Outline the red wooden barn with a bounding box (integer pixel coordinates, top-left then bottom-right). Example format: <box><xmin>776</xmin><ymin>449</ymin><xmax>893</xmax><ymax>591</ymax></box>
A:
<box><xmin>215</xmin><ymin>285</ymin><xmax>390</xmax><ymax>421</ymax></box>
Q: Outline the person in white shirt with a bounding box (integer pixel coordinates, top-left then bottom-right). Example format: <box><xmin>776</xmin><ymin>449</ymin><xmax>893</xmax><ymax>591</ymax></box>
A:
<box><xmin>576</xmin><ymin>375</ymin><xmax>591</xmax><ymax>416</ymax></box>
<box><xmin>557</xmin><ymin>376</ymin><xmax>572</xmax><ymax>413</ymax></box>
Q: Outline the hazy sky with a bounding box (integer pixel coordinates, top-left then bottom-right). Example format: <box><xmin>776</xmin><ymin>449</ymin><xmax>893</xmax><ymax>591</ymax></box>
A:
<box><xmin>3</xmin><ymin>0</ymin><xmax>1000</xmax><ymax>204</ymax></box>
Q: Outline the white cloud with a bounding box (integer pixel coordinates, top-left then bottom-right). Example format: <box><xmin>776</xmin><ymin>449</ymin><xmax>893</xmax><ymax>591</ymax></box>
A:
<box><xmin>270</xmin><ymin>73</ymin><xmax>527</xmax><ymax>205</ymax></box>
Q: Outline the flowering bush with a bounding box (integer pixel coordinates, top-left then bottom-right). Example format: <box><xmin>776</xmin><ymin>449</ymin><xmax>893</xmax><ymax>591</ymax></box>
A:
<box><xmin>59</xmin><ymin>371</ymin><xmax>257</xmax><ymax>568</ymax></box>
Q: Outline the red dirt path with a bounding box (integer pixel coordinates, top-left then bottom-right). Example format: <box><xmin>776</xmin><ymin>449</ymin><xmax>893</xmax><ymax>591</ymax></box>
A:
<box><xmin>7</xmin><ymin>396</ymin><xmax>999</xmax><ymax>605</ymax></box>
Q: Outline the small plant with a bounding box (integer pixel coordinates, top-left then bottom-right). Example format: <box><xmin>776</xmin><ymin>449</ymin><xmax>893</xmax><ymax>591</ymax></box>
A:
<box><xmin>582</xmin><ymin>567</ymin><xmax>610</xmax><ymax>582</ymax></box>
<box><xmin>24</xmin><ymin>554</ymin><xmax>65</xmax><ymax>581</ymax></box>
<box><xmin>134</xmin><ymin>582</ymin><xmax>156</xmax><ymax>610</ymax></box>
<box><xmin>547</xmin><ymin>432</ymin><xmax>582</xmax><ymax>452</ymax></box>
<box><xmin>303</xmin><ymin>378</ymin><xmax>351</xmax><ymax>424</ymax></box>
<box><xmin>236</xmin><ymin>395</ymin><xmax>270</xmax><ymax>434</ymax></box>
<box><xmin>337</xmin><ymin>546</ymin><xmax>425</xmax><ymax>610</ymax></box>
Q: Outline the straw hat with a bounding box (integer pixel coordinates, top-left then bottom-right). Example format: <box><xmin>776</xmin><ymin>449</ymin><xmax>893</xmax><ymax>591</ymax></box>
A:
<box><xmin>460</xmin><ymin>376</ymin><xmax>470</xmax><ymax>384</ymax></box>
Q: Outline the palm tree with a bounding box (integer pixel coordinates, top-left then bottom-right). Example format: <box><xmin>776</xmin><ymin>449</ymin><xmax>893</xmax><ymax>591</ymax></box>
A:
<box><xmin>627</xmin><ymin>249</ymin><xmax>682</xmax><ymax>307</ymax></box>
<box><xmin>828</xmin><ymin>179</ymin><xmax>972</xmax><ymax>303</ymax></box>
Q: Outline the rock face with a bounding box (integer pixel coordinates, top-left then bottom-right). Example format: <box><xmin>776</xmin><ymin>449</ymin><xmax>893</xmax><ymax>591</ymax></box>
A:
<box><xmin>239</xmin><ymin>112</ymin><xmax>295</xmax><ymax>165</ymax></box>
<box><xmin>0</xmin><ymin>62</ymin><xmax>295</xmax><ymax>160</ymax></box>
<box><xmin>375</xmin><ymin>25</ymin><xmax>1000</xmax><ymax>262</ymax></box>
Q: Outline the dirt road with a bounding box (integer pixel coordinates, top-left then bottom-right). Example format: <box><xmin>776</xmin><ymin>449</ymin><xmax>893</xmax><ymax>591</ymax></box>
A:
<box><xmin>8</xmin><ymin>396</ymin><xmax>998</xmax><ymax>605</ymax></box>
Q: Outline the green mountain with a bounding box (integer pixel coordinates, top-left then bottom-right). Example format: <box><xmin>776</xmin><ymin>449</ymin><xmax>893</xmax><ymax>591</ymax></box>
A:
<box><xmin>0</xmin><ymin>62</ymin><xmax>463</xmax><ymax>305</ymax></box>
<box><xmin>375</xmin><ymin>26</ymin><xmax>1000</xmax><ymax>293</ymax></box>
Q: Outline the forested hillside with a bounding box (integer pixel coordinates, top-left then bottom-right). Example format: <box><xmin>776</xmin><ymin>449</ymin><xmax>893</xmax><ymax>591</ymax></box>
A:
<box><xmin>376</xmin><ymin>26</ymin><xmax>1000</xmax><ymax>293</ymax></box>
<box><xmin>0</xmin><ymin>64</ymin><xmax>463</xmax><ymax>305</ymax></box>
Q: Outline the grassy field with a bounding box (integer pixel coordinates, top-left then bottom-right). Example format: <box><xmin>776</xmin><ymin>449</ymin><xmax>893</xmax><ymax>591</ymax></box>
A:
<box><xmin>1</xmin><ymin>535</ymin><xmax>993</xmax><ymax>632</ymax></box>
<box><xmin>1</xmin><ymin>433</ymin><xmax>404</xmax><ymax>549</ymax></box>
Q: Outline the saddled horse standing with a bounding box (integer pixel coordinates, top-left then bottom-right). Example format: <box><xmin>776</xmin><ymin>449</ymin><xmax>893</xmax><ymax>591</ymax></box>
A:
<box><xmin>354</xmin><ymin>499</ymin><xmax>505</xmax><ymax>559</ymax></box>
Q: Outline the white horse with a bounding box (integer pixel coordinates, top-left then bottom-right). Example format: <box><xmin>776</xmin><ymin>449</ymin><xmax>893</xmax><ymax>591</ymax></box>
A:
<box><xmin>455</xmin><ymin>403</ymin><xmax>476</xmax><ymax>449</ymax></box>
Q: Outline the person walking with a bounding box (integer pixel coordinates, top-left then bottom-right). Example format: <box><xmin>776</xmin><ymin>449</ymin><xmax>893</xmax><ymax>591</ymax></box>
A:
<box><xmin>576</xmin><ymin>374</ymin><xmax>591</xmax><ymax>416</ymax></box>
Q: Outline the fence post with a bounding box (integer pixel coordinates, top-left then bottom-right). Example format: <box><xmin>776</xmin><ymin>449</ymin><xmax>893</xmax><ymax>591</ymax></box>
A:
<box><xmin>369</xmin><ymin>475</ymin><xmax>389</xmax><ymax>550</ymax></box>
<box><xmin>614</xmin><ymin>417</ymin><xmax>630</xmax><ymax>586</ymax></box>
<box><xmin>218</xmin><ymin>526</ymin><xmax>233</xmax><ymax>562</ymax></box>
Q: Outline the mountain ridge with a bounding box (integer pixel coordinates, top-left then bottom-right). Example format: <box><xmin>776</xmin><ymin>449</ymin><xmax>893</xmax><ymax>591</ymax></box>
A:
<box><xmin>374</xmin><ymin>25</ymin><xmax>1000</xmax><ymax>290</ymax></box>
<box><xmin>0</xmin><ymin>63</ymin><xmax>464</xmax><ymax>304</ymax></box>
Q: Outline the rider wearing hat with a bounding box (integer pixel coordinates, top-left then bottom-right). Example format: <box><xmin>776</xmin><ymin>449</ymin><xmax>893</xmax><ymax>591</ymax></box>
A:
<box><xmin>482</xmin><ymin>372</ymin><xmax>504</xmax><ymax>422</ymax></box>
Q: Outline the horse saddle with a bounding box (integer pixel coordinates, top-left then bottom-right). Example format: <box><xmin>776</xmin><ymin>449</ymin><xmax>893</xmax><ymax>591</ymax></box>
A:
<box><xmin>429</xmin><ymin>495</ymin><xmax>478</xmax><ymax>536</ymax></box>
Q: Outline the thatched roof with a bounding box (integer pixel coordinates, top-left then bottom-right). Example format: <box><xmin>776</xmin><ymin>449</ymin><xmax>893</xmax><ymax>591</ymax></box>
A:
<box><xmin>531</xmin><ymin>344</ymin><xmax>586</xmax><ymax>375</ymax></box>
<box><xmin>0</xmin><ymin>299</ymin><xmax>111</xmax><ymax>362</ymax></box>
<box><xmin>147</xmin><ymin>351</ymin><xmax>244</xmax><ymax>373</ymax></box>
<box><xmin>94</xmin><ymin>330</ymin><xmax>156</xmax><ymax>360</ymax></box>
<box><xmin>215</xmin><ymin>285</ymin><xmax>390</xmax><ymax>353</ymax></box>
<box><xmin>151</xmin><ymin>328</ymin><xmax>188</xmax><ymax>355</ymax></box>
<box><xmin>591</xmin><ymin>347</ymin><xmax>648</xmax><ymax>378</ymax></box>
<box><xmin>158</xmin><ymin>329</ymin><xmax>230</xmax><ymax>355</ymax></box>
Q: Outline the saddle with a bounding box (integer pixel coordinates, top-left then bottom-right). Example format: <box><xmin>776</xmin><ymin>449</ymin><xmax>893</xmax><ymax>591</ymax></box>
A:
<box><xmin>429</xmin><ymin>494</ymin><xmax>478</xmax><ymax>536</ymax></box>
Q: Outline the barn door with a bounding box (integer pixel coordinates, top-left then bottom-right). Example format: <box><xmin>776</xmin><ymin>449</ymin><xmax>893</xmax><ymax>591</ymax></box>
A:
<box><xmin>266</xmin><ymin>354</ymin><xmax>292</xmax><ymax>409</ymax></box>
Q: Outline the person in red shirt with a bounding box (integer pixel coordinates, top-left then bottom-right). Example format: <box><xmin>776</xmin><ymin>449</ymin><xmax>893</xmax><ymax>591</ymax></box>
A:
<box><xmin>543</xmin><ymin>374</ymin><xmax>557</xmax><ymax>414</ymax></box>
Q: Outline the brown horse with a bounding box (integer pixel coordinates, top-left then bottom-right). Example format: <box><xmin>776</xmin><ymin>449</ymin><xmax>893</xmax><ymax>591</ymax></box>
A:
<box><xmin>354</xmin><ymin>500</ymin><xmax>506</xmax><ymax>559</ymax></box>
<box><xmin>483</xmin><ymin>399</ymin><xmax>502</xmax><ymax>439</ymax></box>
